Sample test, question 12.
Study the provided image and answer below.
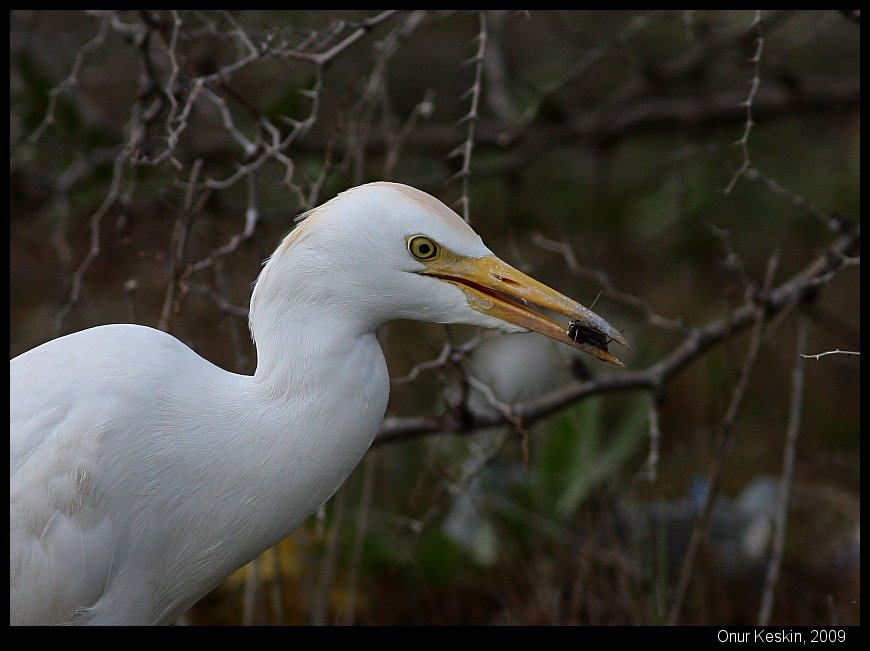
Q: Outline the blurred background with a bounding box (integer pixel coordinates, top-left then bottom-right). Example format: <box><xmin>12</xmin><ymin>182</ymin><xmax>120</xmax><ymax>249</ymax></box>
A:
<box><xmin>10</xmin><ymin>10</ymin><xmax>859</xmax><ymax>625</ymax></box>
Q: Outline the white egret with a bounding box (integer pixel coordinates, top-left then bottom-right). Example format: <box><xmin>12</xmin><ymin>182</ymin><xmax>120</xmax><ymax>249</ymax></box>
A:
<box><xmin>10</xmin><ymin>181</ymin><xmax>628</xmax><ymax>625</ymax></box>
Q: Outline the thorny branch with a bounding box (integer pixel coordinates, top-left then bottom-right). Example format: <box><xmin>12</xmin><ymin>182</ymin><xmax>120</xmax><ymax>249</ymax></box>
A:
<box><xmin>724</xmin><ymin>10</ymin><xmax>764</xmax><ymax>195</ymax></box>
<box><xmin>449</xmin><ymin>10</ymin><xmax>487</xmax><ymax>223</ymax></box>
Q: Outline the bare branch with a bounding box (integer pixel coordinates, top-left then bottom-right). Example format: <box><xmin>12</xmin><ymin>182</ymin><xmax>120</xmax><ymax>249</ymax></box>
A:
<box><xmin>668</xmin><ymin>236</ymin><xmax>781</xmax><ymax>625</ymax></box>
<box><xmin>800</xmin><ymin>349</ymin><xmax>859</xmax><ymax>360</ymax></box>
<box><xmin>757</xmin><ymin>314</ymin><xmax>808</xmax><ymax>625</ymax></box>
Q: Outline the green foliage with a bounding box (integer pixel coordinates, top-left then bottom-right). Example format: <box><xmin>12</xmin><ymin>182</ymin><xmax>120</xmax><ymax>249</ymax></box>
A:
<box><xmin>533</xmin><ymin>396</ymin><xmax>648</xmax><ymax>521</ymax></box>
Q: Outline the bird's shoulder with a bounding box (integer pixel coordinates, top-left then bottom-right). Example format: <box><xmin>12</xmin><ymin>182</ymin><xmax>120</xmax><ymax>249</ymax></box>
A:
<box><xmin>10</xmin><ymin>324</ymin><xmax>218</xmax><ymax>474</ymax></box>
<box><xmin>9</xmin><ymin>324</ymin><xmax>205</xmax><ymax>624</ymax></box>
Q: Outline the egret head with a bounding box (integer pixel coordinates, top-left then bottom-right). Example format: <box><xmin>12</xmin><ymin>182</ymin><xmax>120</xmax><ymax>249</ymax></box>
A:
<box><xmin>252</xmin><ymin>182</ymin><xmax>628</xmax><ymax>365</ymax></box>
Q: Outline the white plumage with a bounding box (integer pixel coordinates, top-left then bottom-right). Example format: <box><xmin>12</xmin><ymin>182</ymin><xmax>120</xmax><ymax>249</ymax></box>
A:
<box><xmin>10</xmin><ymin>181</ymin><xmax>627</xmax><ymax>625</ymax></box>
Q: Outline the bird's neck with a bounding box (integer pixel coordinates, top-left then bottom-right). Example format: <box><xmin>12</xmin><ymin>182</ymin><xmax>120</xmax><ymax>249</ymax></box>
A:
<box><xmin>154</xmin><ymin>313</ymin><xmax>391</xmax><ymax>621</ymax></box>
<box><xmin>246</xmin><ymin>291</ymin><xmax>392</xmax><ymax>510</ymax></box>
<box><xmin>236</xmin><ymin>252</ymin><xmax>392</xmax><ymax>544</ymax></box>
<box><xmin>247</xmin><ymin>246</ymin><xmax>388</xmax><ymax>389</ymax></box>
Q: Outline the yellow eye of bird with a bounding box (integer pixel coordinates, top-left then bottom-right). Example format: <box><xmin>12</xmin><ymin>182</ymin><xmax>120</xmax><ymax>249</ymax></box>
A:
<box><xmin>407</xmin><ymin>235</ymin><xmax>439</xmax><ymax>260</ymax></box>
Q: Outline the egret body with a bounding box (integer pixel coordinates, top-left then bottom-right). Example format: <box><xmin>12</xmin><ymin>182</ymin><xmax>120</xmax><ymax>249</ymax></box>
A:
<box><xmin>10</xmin><ymin>182</ymin><xmax>627</xmax><ymax>625</ymax></box>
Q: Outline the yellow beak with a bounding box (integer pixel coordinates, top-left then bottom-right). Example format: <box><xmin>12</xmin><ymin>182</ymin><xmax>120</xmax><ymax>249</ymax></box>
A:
<box><xmin>420</xmin><ymin>251</ymin><xmax>629</xmax><ymax>366</ymax></box>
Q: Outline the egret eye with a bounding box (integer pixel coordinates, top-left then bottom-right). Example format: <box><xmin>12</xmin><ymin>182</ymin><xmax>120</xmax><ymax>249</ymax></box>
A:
<box><xmin>407</xmin><ymin>235</ymin><xmax>439</xmax><ymax>260</ymax></box>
